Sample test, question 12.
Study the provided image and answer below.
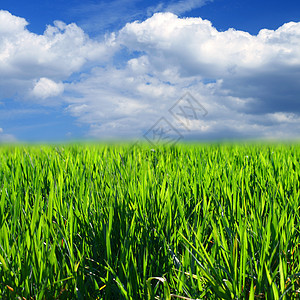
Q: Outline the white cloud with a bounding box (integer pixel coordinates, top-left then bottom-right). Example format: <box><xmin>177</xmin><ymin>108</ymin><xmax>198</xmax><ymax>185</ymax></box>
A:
<box><xmin>62</xmin><ymin>13</ymin><xmax>300</xmax><ymax>139</ymax></box>
<box><xmin>147</xmin><ymin>0</ymin><xmax>213</xmax><ymax>16</ymax></box>
<box><xmin>1</xmin><ymin>10</ymin><xmax>300</xmax><ymax>140</ymax></box>
<box><xmin>118</xmin><ymin>13</ymin><xmax>300</xmax><ymax>75</ymax></box>
<box><xmin>32</xmin><ymin>78</ymin><xmax>64</xmax><ymax>99</ymax></box>
<box><xmin>0</xmin><ymin>10</ymin><xmax>116</xmax><ymax>100</ymax></box>
<box><xmin>267</xmin><ymin>112</ymin><xmax>300</xmax><ymax>124</ymax></box>
<box><xmin>64</xmin><ymin>66</ymin><xmax>154</xmax><ymax>138</ymax></box>
<box><xmin>166</xmin><ymin>0</ymin><xmax>212</xmax><ymax>14</ymax></box>
<box><xmin>0</xmin><ymin>10</ymin><xmax>27</xmax><ymax>33</ymax></box>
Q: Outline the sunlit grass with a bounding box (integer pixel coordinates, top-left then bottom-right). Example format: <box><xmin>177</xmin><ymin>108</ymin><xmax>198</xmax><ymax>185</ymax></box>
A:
<box><xmin>0</xmin><ymin>143</ymin><xmax>299</xmax><ymax>299</ymax></box>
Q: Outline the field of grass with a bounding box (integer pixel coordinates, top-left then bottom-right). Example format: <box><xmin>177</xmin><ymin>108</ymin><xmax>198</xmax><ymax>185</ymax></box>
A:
<box><xmin>0</xmin><ymin>143</ymin><xmax>300</xmax><ymax>299</ymax></box>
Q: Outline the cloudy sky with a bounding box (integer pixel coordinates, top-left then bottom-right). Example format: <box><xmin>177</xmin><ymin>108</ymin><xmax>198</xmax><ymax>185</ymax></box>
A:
<box><xmin>0</xmin><ymin>0</ymin><xmax>300</xmax><ymax>143</ymax></box>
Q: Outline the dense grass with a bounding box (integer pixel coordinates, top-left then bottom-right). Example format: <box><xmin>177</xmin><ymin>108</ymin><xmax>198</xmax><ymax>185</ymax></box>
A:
<box><xmin>0</xmin><ymin>143</ymin><xmax>300</xmax><ymax>299</ymax></box>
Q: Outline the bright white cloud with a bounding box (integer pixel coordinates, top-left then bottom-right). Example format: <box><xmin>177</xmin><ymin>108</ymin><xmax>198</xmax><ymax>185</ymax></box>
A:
<box><xmin>0</xmin><ymin>10</ymin><xmax>116</xmax><ymax>100</ymax></box>
<box><xmin>62</xmin><ymin>13</ymin><xmax>300</xmax><ymax>139</ymax></box>
<box><xmin>119</xmin><ymin>13</ymin><xmax>300</xmax><ymax>75</ymax></box>
<box><xmin>32</xmin><ymin>78</ymin><xmax>64</xmax><ymax>99</ymax></box>
<box><xmin>0</xmin><ymin>10</ymin><xmax>27</xmax><ymax>33</ymax></box>
<box><xmin>1</xmin><ymin>10</ymin><xmax>300</xmax><ymax>140</ymax></box>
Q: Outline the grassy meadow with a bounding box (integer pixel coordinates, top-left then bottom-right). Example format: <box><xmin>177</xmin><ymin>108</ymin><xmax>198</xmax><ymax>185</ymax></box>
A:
<box><xmin>0</xmin><ymin>143</ymin><xmax>300</xmax><ymax>299</ymax></box>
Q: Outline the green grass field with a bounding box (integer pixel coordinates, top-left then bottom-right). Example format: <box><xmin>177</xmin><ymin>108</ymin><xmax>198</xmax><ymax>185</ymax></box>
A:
<box><xmin>0</xmin><ymin>143</ymin><xmax>300</xmax><ymax>299</ymax></box>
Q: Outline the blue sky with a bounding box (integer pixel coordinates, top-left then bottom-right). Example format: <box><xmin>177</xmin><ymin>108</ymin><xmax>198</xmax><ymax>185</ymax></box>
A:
<box><xmin>0</xmin><ymin>0</ymin><xmax>300</xmax><ymax>142</ymax></box>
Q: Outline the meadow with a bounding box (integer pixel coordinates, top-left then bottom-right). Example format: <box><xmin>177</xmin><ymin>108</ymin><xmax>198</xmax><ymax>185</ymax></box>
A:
<box><xmin>0</xmin><ymin>143</ymin><xmax>299</xmax><ymax>299</ymax></box>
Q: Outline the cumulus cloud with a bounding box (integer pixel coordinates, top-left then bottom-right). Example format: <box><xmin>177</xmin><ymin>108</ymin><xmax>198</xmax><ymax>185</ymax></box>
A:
<box><xmin>1</xmin><ymin>10</ymin><xmax>300</xmax><ymax>140</ymax></box>
<box><xmin>119</xmin><ymin>13</ymin><xmax>300</xmax><ymax>75</ymax></box>
<box><xmin>62</xmin><ymin>13</ymin><xmax>300</xmax><ymax>139</ymax></box>
<box><xmin>32</xmin><ymin>78</ymin><xmax>64</xmax><ymax>99</ymax></box>
<box><xmin>0</xmin><ymin>10</ymin><xmax>116</xmax><ymax>101</ymax></box>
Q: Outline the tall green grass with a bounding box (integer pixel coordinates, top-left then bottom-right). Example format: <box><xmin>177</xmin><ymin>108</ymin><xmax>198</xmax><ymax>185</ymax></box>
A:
<box><xmin>0</xmin><ymin>143</ymin><xmax>299</xmax><ymax>299</ymax></box>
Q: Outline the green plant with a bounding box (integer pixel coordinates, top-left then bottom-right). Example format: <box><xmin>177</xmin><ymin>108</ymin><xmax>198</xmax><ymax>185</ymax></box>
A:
<box><xmin>0</xmin><ymin>143</ymin><xmax>299</xmax><ymax>299</ymax></box>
